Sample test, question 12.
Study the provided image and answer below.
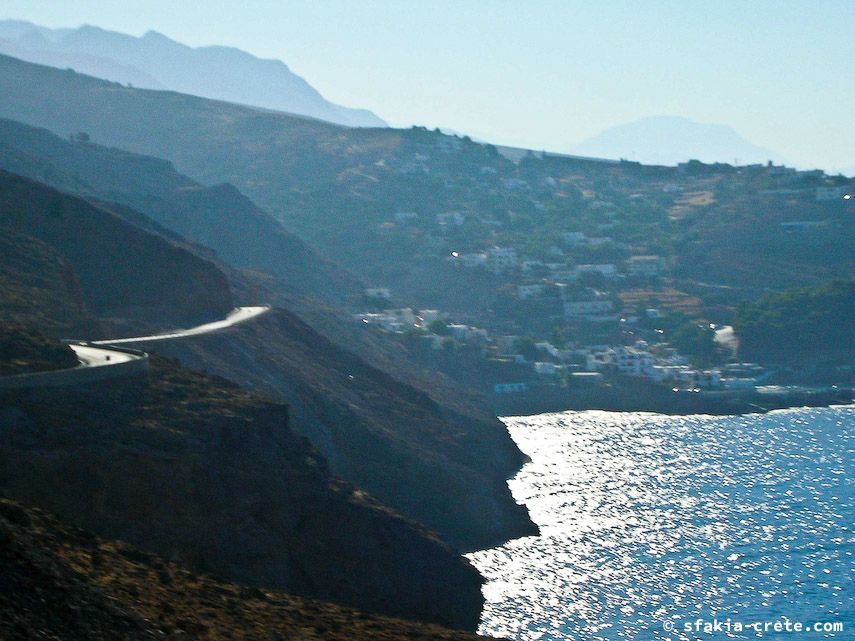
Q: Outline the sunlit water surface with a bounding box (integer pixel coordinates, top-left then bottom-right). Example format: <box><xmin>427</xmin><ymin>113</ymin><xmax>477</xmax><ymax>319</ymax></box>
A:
<box><xmin>467</xmin><ymin>407</ymin><xmax>853</xmax><ymax>640</ymax></box>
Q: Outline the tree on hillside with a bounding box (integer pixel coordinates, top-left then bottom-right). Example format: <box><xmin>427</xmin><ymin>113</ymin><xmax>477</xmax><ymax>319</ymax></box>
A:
<box><xmin>733</xmin><ymin>280</ymin><xmax>855</xmax><ymax>363</ymax></box>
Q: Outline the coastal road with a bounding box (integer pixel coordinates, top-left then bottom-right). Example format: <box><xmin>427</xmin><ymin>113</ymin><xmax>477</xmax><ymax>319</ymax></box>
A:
<box><xmin>92</xmin><ymin>306</ymin><xmax>270</xmax><ymax>345</ymax></box>
<box><xmin>0</xmin><ymin>306</ymin><xmax>270</xmax><ymax>389</ymax></box>
<box><xmin>69</xmin><ymin>344</ymin><xmax>140</xmax><ymax>367</ymax></box>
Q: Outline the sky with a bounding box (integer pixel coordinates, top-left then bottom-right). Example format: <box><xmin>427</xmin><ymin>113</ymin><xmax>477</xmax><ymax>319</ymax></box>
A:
<box><xmin>2</xmin><ymin>1</ymin><xmax>853</xmax><ymax>172</ymax></box>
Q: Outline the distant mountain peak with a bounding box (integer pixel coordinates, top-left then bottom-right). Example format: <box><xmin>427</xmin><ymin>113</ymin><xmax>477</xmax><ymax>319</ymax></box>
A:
<box><xmin>571</xmin><ymin>115</ymin><xmax>786</xmax><ymax>166</ymax></box>
<box><xmin>0</xmin><ymin>19</ymin><xmax>386</xmax><ymax>128</ymax></box>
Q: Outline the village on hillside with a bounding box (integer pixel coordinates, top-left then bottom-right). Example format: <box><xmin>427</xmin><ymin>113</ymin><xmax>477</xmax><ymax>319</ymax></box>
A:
<box><xmin>345</xmin><ymin>152</ymin><xmax>853</xmax><ymax>410</ymax></box>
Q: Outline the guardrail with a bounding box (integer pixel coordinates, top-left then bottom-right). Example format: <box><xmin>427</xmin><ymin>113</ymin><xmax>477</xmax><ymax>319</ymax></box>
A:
<box><xmin>0</xmin><ymin>342</ymin><xmax>149</xmax><ymax>391</ymax></box>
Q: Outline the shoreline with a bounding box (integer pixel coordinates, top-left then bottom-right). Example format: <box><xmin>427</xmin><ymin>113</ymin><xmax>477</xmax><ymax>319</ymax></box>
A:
<box><xmin>491</xmin><ymin>379</ymin><xmax>854</xmax><ymax>417</ymax></box>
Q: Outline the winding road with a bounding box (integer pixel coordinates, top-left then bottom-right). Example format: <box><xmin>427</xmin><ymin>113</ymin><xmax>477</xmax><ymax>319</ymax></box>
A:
<box><xmin>69</xmin><ymin>343</ymin><xmax>139</xmax><ymax>367</ymax></box>
<box><xmin>0</xmin><ymin>306</ymin><xmax>270</xmax><ymax>390</ymax></box>
<box><xmin>92</xmin><ymin>306</ymin><xmax>270</xmax><ymax>345</ymax></box>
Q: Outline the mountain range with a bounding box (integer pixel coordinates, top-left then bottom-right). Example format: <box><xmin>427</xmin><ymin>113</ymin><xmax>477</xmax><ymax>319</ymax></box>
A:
<box><xmin>0</xmin><ymin>19</ymin><xmax>386</xmax><ymax>128</ymax></box>
<box><xmin>570</xmin><ymin>115</ymin><xmax>786</xmax><ymax>166</ymax></box>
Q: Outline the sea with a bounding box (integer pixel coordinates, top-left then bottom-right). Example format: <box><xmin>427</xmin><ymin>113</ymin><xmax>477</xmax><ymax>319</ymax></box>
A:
<box><xmin>467</xmin><ymin>406</ymin><xmax>854</xmax><ymax>640</ymax></box>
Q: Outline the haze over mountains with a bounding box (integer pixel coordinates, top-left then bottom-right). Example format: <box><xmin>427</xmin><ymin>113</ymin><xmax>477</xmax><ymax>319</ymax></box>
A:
<box><xmin>570</xmin><ymin>115</ymin><xmax>787</xmax><ymax>167</ymax></box>
<box><xmin>2</xmin><ymin>19</ymin><xmax>833</xmax><ymax>171</ymax></box>
<box><xmin>0</xmin><ymin>19</ymin><xmax>386</xmax><ymax>128</ymax></box>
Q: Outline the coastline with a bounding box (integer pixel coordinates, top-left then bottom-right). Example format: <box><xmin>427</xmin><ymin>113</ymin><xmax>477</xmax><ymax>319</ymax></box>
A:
<box><xmin>491</xmin><ymin>378</ymin><xmax>854</xmax><ymax>417</ymax></box>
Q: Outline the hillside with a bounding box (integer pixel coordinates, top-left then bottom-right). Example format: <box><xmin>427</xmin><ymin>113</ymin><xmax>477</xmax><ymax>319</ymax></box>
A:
<box><xmin>0</xmin><ymin>120</ymin><xmax>535</xmax><ymax>551</ymax></box>
<box><xmin>0</xmin><ymin>54</ymin><xmax>849</xmax><ymax>309</ymax></box>
<box><xmin>733</xmin><ymin>280</ymin><xmax>855</xmax><ymax>364</ymax></box>
<box><xmin>0</xmin><ymin>118</ymin><xmax>362</xmax><ymax>306</ymax></box>
<box><xmin>0</xmin><ymin>21</ymin><xmax>386</xmax><ymax>127</ymax></box>
<box><xmin>0</xmin><ymin>170</ymin><xmax>233</xmax><ymax>328</ymax></box>
<box><xmin>0</xmin><ymin>350</ymin><xmax>484</xmax><ymax>630</ymax></box>
<box><xmin>0</xmin><ymin>168</ymin><xmax>506</xmax><ymax>628</ymax></box>
<box><xmin>0</xmin><ymin>498</ymin><xmax>494</xmax><ymax>641</ymax></box>
<box><xmin>144</xmin><ymin>307</ymin><xmax>533</xmax><ymax>550</ymax></box>
<box><xmin>0</xmin><ymin>322</ymin><xmax>78</xmax><ymax>376</ymax></box>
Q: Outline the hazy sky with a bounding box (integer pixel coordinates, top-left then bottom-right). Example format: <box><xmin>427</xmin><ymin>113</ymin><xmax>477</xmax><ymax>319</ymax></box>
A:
<box><xmin>3</xmin><ymin>1</ymin><xmax>853</xmax><ymax>171</ymax></box>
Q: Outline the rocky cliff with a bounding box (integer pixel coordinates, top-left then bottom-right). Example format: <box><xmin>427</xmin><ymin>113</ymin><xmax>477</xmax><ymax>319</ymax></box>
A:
<box><xmin>0</xmin><ymin>499</ymin><xmax>496</xmax><ymax>640</ymax></box>
<box><xmin>147</xmin><ymin>307</ymin><xmax>534</xmax><ymax>551</ymax></box>
<box><xmin>0</xmin><ymin>355</ymin><xmax>485</xmax><ymax>630</ymax></box>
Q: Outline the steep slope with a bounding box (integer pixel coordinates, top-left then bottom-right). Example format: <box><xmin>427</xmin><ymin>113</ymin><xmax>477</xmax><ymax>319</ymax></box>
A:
<box><xmin>0</xmin><ymin>170</ymin><xmax>233</xmax><ymax>326</ymax></box>
<box><xmin>0</xmin><ymin>52</ymin><xmax>385</xmax><ymax>195</ymax></box>
<box><xmin>0</xmin><ymin>322</ymin><xmax>78</xmax><ymax>375</ymax></box>
<box><xmin>0</xmin><ymin>499</ymin><xmax>495</xmax><ymax>641</ymax></box>
<box><xmin>0</xmin><ymin>21</ymin><xmax>385</xmax><ymax>127</ymax></box>
<box><xmin>0</xmin><ymin>33</ymin><xmax>166</xmax><ymax>90</ymax></box>
<box><xmin>0</xmin><ymin>500</ymin><xmax>493</xmax><ymax>641</ymax></box>
<box><xmin>0</xmin><ymin>229</ymin><xmax>91</xmax><ymax>335</ymax></box>
<box><xmin>0</xmin><ymin>118</ymin><xmax>362</xmax><ymax>305</ymax></box>
<box><xmin>145</xmin><ymin>307</ymin><xmax>534</xmax><ymax>550</ymax></box>
<box><xmin>0</xmin><ymin>353</ymin><xmax>484</xmax><ymax>630</ymax></box>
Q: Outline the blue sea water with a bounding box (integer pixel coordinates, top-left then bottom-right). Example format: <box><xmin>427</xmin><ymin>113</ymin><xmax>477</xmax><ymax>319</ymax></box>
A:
<box><xmin>467</xmin><ymin>407</ymin><xmax>854</xmax><ymax>640</ymax></box>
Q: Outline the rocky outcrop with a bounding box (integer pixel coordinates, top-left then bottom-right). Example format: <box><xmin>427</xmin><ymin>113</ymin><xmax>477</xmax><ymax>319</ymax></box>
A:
<box><xmin>0</xmin><ymin>499</ymin><xmax>496</xmax><ymax>641</ymax></box>
<box><xmin>0</xmin><ymin>356</ymin><xmax>485</xmax><ymax>630</ymax></box>
<box><xmin>0</xmin><ymin>322</ymin><xmax>78</xmax><ymax>375</ymax></box>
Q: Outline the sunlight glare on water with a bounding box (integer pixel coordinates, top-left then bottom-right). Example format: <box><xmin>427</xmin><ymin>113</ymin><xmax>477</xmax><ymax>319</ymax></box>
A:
<box><xmin>467</xmin><ymin>407</ymin><xmax>854</xmax><ymax>640</ymax></box>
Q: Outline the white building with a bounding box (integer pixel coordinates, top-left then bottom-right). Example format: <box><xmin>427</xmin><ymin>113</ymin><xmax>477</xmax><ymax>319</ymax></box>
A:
<box><xmin>815</xmin><ymin>186</ymin><xmax>851</xmax><ymax>201</ymax></box>
<box><xmin>447</xmin><ymin>324</ymin><xmax>472</xmax><ymax>341</ymax></box>
<box><xmin>394</xmin><ymin>211</ymin><xmax>419</xmax><ymax>223</ymax></box>
<box><xmin>436</xmin><ymin>211</ymin><xmax>466</xmax><ymax>226</ymax></box>
<box><xmin>447</xmin><ymin>324</ymin><xmax>488</xmax><ymax>342</ymax></box>
<box><xmin>384</xmin><ymin>308</ymin><xmax>417</xmax><ymax>327</ymax></box>
<box><xmin>562</xmin><ymin>231</ymin><xmax>587</xmax><ymax>245</ymax></box>
<box><xmin>613</xmin><ymin>346</ymin><xmax>655</xmax><ymax>377</ymax></box>
<box><xmin>488</xmin><ymin>247</ymin><xmax>518</xmax><ymax>273</ymax></box>
<box><xmin>586</xmin><ymin>349</ymin><xmax>615</xmax><ymax>371</ymax></box>
<box><xmin>365</xmin><ymin>288</ymin><xmax>391</xmax><ymax>301</ymax></box>
<box><xmin>574</xmin><ymin>264</ymin><xmax>617</xmax><ymax>279</ymax></box>
<box><xmin>356</xmin><ymin>313</ymin><xmax>403</xmax><ymax>332</ymax></box>
<box><xmin>535</xmin><ymin>342</ymin><xmax>560</xmax><ymax>357</ymax></box>
<box><xmin>672</xmin><ymin>369</ymin><xmax>722</xmax><ymax>389</ymax></box>
<box><xmin>518</xmin><ymin>284</ymin><xmax>545</xmax><ymax>300</ymax></box>
<box><xmin>418</xmin><ymin>309</ymin><xmax>444</xmax><ymax>325</ymax></box>
<box><xmin>627</xmin><ymin>255</ymin><xmax>666</xmax><ymax>277</ymax></box>
<box><xmin>647</xmin><ymin>364</ymin><xmax>690</xmax><ymax>383</ymax></box>
<box><xmin>534</xmin><ymin>362</ymin><xmax>561</xmax><ymax>377</ymax></box>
